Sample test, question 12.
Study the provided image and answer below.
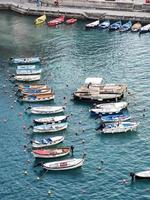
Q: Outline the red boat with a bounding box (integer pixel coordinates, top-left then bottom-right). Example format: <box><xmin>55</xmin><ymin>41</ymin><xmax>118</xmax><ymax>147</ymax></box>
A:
<box><xmin>66</xmin><ymin>18</ymin><xmax>77</xmax><ymax>25</ymax></box>
<box><xmin>47</xmin><ymin>16</ymin><xmax>65</xmax><ymax>26</ymax></box>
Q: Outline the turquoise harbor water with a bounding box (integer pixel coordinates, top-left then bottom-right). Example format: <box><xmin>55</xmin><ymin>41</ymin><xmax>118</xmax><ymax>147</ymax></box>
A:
<box><xmin>0</xmin><ymin>11</ymin><xmax>150</xmax><ymax>200</ymax></box>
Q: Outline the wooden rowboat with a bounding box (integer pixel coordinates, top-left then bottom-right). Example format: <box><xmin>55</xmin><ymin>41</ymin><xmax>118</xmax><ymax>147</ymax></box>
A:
<box><xmin>32</xmin><ymin>147</ymin><xmax>71</xmax><ymax>158</ymax></box>
<box><xmin>34</xmin><ymin>115</ymin><xmax>68</xmax><ymax>124</ymax></box>
<box><xmin>16</xmin><ymin>68</ymin><xmax>42</xmax><ymax>75</ymax></box>
<box><xmin>19</xmin><ymin>89</ymin><xmax>53</xmax><ymax>95</ymax></box>
<box><xmin>10</xmin><ymin>57</ymin><xmax>40</xmax><ymax>64</ymax></box>
<box><xmin>17</xmin><ymin>84</ymin><xmax>48</xmax><ymax>91</ymax></box>
<box><xmin>26</xmin><ymin>106</ymin><xmax>65</xmax><ymax>114</ymax></box>
<box><xmin>66</xmin><ymin>18</ymin><xmax>77</xmax><ymax>24</ymax></box>
<box><xmin>14</xmin><ymin>74</ymin><xmax>41</xmax><ymax>82</ymax></box>
<box><xmin>42</xmin><ymin>157</ymin><xmax>85</xmax><ymax>171</ymax></box>
<box><xmin>32</xmin><ymin>122</ymin><xmax>68</xmax><ymax>133</ymax></box>
<box><xmin>32</xmin><ymin>136</ymin><xmax>65</xmax><ymax>148</ymax></box>
<box><xmin>19</xmin><ymin>93</ymin><xmax>55</xmax><ymax>102</ymax></box>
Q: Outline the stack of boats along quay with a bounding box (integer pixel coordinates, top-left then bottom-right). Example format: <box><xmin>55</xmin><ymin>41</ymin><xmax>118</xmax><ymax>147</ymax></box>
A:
<box><xmin>73</xmin><ymin>77</ymin><xmax>139</xmax><ymax>134</ymax></box>
<box><xmin>9</xmin><ymin>56</ymin><xmax>85</xmax><ymax>172</ymax></box>
<box><xmin>85</xmin><ymin>19</ymin><xmax>150</xmax><ymax>34</ymax></box>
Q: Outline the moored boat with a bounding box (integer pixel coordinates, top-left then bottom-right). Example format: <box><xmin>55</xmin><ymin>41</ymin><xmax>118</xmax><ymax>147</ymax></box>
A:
<box><xmin>34</xmin><ymin>15</ymin><xmax>46</xmax><ymax>25</ymax></box>
<box><xmin>19</xmin><ymin>93</ymin><xmax>55</xmax><ymax>102</ymax></box>
<box><xmin>32</xmin><ymin>147</ymin><xmax>71</xmax><ymax>158</ymax></box>
<box><xmin>14</xmin><ymin>74</ymin><xmax>41</xmax><ymax>82</ymax></box>
<box><xmin>109</xmin><ymin>21</ymin><xmax>122</xmax><ymax>31</ymax></box>
<box><xmin>31</xmin><ymin>135</ymin><xmax>65</xmax><ymax>148</ymax></box>
<box><xmin>17</xmin><ymin>84</ymin><xmax>48</xmax><ymax>91</ymax></box>
<box><xmin>26</xmin><ymin>105</ymin><xmax>66</xmax><ymax>114</ymax></box>
<box><xmin>32</xmin><ymin>122</ymin><xmax>68</xmax><ymax>133</ymax></box>
<box><xmin>131</xmin><ymin>22</ymin><xmax>142</xmax><ymax>32</ymax></box>
<box><xmin>47</xmin><ymin>15</ymin><xmax>65</xmax><ymax>26</ymax></box>
<box><xmin>85</xmin><ymin>20</ymin><xmax>99</xmax><ymax>29</ymax></box>
<box><xmin>130</xmin><ymin>170</ymin><xmax>150</xmax><ymax>180</ymax></box>
<box><xmin>90</xmin><ymin>102</ymin><xmax>128</xmax><ymax>115</ymax></box>
<box><xmin>66</xmin><ymin>18</ymin><xmax>77</xmax><ymax>24</ymax></box>
<box><xmin>17</xmin><ymin>65</ymin><xmax>38</xmax><ymax>70</ymax></box>
<box><xmin>98</xmin><ymin>20</ymin><xmax>110</xmax><ymax>29</ymax></box>
<box><xmin>120</xmin><ymin>21</ymin><xmax>132</xmax><ymax>32</ymax></box>
<box><xmin>97</xmin><ymin>121</ymin><xmax>139</xmax><ymax>134</ymax></box>
<box><xmin>19</xmin><ymin>88</ymin><xmax>53</xmax><ymax>95</ymax></box>
<box><xmin>10</xmin><ymin>57</ymin><xmax>40</xmax><ymax>64</ymax></box>
<box><xmin>34</xmin><ymin>115</ymin><xmax>68</xmax><ymax>124</ymax></box>
<box><xmin>42</xmin><ymin>157</ymin><xmax>85</xmax><ymax>171</ymax></box>
<box><xmin>16</xmin><ymin>68</ymin><xmax>42</xmax><ymax>75</ymax></box>
<box><xmin>101</xmin><ymin>110</ymin><xmax>131</xmax><ymax>123</ymax></box>
<box><xmin>139</xmin><ymin>24</ymin><xmax>150</xmax><ymax>34</ymax></box>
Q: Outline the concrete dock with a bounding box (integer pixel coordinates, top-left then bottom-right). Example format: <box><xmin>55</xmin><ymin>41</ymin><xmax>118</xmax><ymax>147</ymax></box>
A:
<box><xmin>0</xmin><ymin>0</ymin><xmax>150</xmax><ymax>23</ymax></box>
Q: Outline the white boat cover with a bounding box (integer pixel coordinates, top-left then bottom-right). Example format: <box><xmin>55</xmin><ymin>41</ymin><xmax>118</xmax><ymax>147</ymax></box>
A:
<box><xmin>85</xmin><ymin>77</ymin><xmax>103</xmax><ymax>85</ymax></box>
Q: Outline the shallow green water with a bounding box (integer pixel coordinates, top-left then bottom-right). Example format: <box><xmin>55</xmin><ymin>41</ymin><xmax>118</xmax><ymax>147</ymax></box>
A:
<box><xmin>0</xmin><ymin>11</ymin><xmax>150</xmax><ymax>200</ymax></box>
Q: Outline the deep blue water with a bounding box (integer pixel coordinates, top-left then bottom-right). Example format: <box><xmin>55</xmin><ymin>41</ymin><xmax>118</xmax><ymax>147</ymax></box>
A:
<box><xmin>0</xmin><ymin>11</ymin><xmax>150</xmax><ymax>200</ymax></box>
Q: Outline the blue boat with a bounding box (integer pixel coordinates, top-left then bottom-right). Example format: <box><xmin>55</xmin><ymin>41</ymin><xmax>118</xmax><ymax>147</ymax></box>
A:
<box><xmin>98</xmin><ymin>20</ymin><xmax>110</xmax><ymax>29</ymax></box>
<box><xmin>101</xmin><ymin>110</ymin><xmax>131</xmax><ymax>123</ymax></box>
<box><xmin>10</xmin><ymin>57</ymin><xmax>40</xmax><ymax>64</ymax></box>
<box><xmin>120</xmin><ymin>21</ymin><xmax>132</xmax><ymax>32</ymax></box>
<box><xmin>109</xmin><ymin>21</ymin><xmax>122</xmax><ymax>31</ymax></box>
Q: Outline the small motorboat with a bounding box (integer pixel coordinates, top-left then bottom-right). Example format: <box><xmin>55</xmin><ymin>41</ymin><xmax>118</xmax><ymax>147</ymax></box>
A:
<box><xmin>34</xmin><ymin>15</ymin><xmax>46</xmax><ymax>25</ymax></box>
<box><xmin>47</xmin><ymin>15</ymin><xmax>65</xmax><ymax>26</ymax></box>
<box><xmin>31</xmin><ymin>135</ymin><xmax>65</xmax><ymax>148</ymax></box>
<box><xmin>109</xmin><ymin>21</ymin><xmax>122</xmax><ymax>31</ymax></box>
<box><xmin>42</xmin><ymin>157</ymin><xmax>85</xmax><ymax>171</ymax></box>
<box><xmin>120</xmin><ymin>21</ymin><xmax>132</xmax><ymax>32</ymax></box>
<box><xmin>14</xmin><ymin>74</ymin><xmax>41</xmax><ymax>82</ymax></box>
<box><xmin>10</xmin><ymin>57</ymin><xmax>40</xmax><ymax>64</ymax></box>
<box><xmin>34</xmin><ymin>115</ymin><xmax>68</xmax><ymax>124</ymax></box>
<box><xmin>16</xmin><ymin>69</ymin><xmax>42</xmax><ymax>75</ymax></box>
<box><xmin>32</xmin><ymin>147</ymin><xmax>71</xmax><ymax>158</ymax></box>
<box><xmin>130</xmin><ymin>170</ymin><xmax>150</xmax><ymax>180</ymax></box>
<box><xmin>98</xmin><ymin>121</ymin><xmax>139</xmax><ymax>134</ymax></box>
<box><xmin>66</xmin><ymin>18</ymin><xmax>77</xmax><ymax>24</ymax></box>
<box><xmin>19</xmin><ymin>88</ymin><xmax>52</xmax><ymax>95</ymax></box>
<box><xmin>17</xmin><ymin>65</ymin><xmax>38</xmax><ymax>70</ymax></box>
<box><xmin>98</xmin><ymin>20</ymin><xmax>110</xmax><ymax>29</ymax></box>
<box><xmin>32</xmin><ymin>122</ymin><xmax>68</xmax><ymax>133</ymax></box>
<box><xmin>101</xmin><ymin>110</ymin><xmax>131</xmax><ymax>123</ymax></box>
<box><xmin>17</xmin><ymin>84</ymin><xmax>48</xmax><ymax>91</ymax></box>
<box><xmin>85</xmin><ymin>20</ymin><xmax>99</xmax><ymax>29</ymax></box>
<box><xmin>90</xmin><ymin>102</ymin><xmax>128</xmax><ymax>115</ymax></box>
<box><xmin>131</xmin><ymin>22</ymin><xmax>142</xmax><ymax>32</ymax></box>
<box><xmin>26</xmin><ymin>106</ymin><xmax>66</xmax><ymax>114</ymax></box>
<box><xmin>139</xmin><ymin>24</ymin><xmax>150</xmax><ymax>34</ymax></box>
<box><xmin>19</xmin><ymin>93</ymin><xmax>55</xmax><ymax>102</ymax></box>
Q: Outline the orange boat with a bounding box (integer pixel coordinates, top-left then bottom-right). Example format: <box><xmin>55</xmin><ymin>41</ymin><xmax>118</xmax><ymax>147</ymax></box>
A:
<box><xmin>47</xmin><ymin>16</ymin><xmax>65</xmax><ymax>26</ymax></box>
<box><xmin>66</xmin><ymin>18</ymin><xmax>77</xmax><ymax>25</ymax></box>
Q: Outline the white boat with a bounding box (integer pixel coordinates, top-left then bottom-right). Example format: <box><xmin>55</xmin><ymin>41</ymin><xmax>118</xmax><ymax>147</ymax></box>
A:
<box><xmin>17</xmin><ymin>65</ymin><xmax>38</xmax><ymax>70</ymax></box>
<box><xmin>14</xmin><ymin>74</ymin><xmax>41</xmax><ymax>82</ymax></box>
<box><xmin>32</xmin><ymin>147</ymin><xmax>71</xmax><ymax>158</ymax></box>
<box><xmin>90</xmin><ymin>102</ymin><xmax>128</xmax><ymax>115</ymax></box>
<box><xmin>85</xmin><ymin>20</ymin><xmax>99</xmax><ymax>29</ymax></box>
<box><xmin>32</xmin><ymin>122</ymin><xmax>68</xmax><ymax>133</ymax></box>
<box><xmin>140</xmin><ymin>24</ymin><xmax>150</xmax><ymax>34</ymax></box>
<box><xmin>34</xmin><ymin>115</ymin><xmax>68</xmax><ymax>124</ymax></box>
<box><xmin>32</xmin><ymin>136</ymin><xmax>65</xmax><ymax>148</ymax></box>
<box><xmin>42</xmin><ymin>158</ymin><xmax>84</xmax><ymax>171</ymax></box>
<box><xmin>10</xmin><ymin>57</ymin><xmax>40</xmax><ymax>64</ymax></box>
<box><xmin>99</xmin><ymin>121</ymin><xmax>139</xmax><ymax>134</ymax></box>
<box><xmin>27</xmin><ymin>106</ymin><xmax>66</xmax><ymax>114</ymax></box>
<box><xmin>16</xmin><ymin>69</ymin><xmax>42</xmax><ymax>75</ymax></box>
<box><xmin>130</xmin><ymin>170</ymin><xmax>150</xmax><ymax>180</ymax></box>
<box><xmin>20</xmin><ymin>88</ymin><xmax>52</xmax><ymax>95</ymax></box>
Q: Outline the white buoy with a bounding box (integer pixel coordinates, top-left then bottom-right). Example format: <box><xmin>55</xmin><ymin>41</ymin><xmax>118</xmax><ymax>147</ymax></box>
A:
<box><xmin>24</xmin><ymin>170</ymin><xmax>28</xmax><ymax>175</ymax></box>
<box><xmin>37</xmin><ymin>177</ymin><xmax>40</xmax><ymax>180</ymax></box>
<box><xmin>48</xmin><ymin>190</ymin><xmax>52</xmax><ymax>196</ymax></box>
